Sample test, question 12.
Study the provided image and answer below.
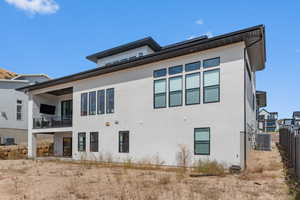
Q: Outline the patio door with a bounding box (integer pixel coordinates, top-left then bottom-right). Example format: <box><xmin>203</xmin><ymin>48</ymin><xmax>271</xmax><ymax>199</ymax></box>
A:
<box><xmin>61</xmin><ymin>100</ymin><xmax>72</xmax><ymax>120</ymax></box>
<box><xmin>63</xmin><ymin>137</ymin><xmax>72</xmax><ymax>157</ymax></box>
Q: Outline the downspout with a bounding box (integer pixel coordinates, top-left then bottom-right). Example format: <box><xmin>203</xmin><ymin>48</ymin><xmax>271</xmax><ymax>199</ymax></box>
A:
<box><xmin>243</xmin><ymin>37</ymin><xmax>262</xmax><ymax>169</ymax></box>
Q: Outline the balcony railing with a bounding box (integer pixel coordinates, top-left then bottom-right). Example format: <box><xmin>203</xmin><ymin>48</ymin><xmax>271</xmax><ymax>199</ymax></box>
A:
<box><xmin>33</xmin><ymin>116</ymin><xmax>72</xmax><ymax>129</ymax></box>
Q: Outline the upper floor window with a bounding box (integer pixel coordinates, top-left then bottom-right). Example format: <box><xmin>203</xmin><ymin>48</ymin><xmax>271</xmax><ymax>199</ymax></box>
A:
<box><xmin>97</xmin><ymin>90</ymin><xmax>105</xmax><ymax>115</ymax></box>
<box><xmin>138</xmin><ymin>52</ymin><xmax>144</xmax><ymax>57</ymax></box>
<box><xmin>203</xmin><ymin>57</ymin><xmax>220</xmax><ymax>68</ymax></box>
<box><xmin>168</xmin><ymin>65</ymin><xmax>183</xmax><ymax>75</ymax></box>
<box><xmin>154</xmin><ymin>79</ymin><xmax>166</xmax><ymax>108</ymax></box>
<box><xmin>153</xmin><ymin>68</ymin><xmax>167</xmax><ymax>78</ymax></box>
<box><xmin>78</xmin><ymin>132</ymin><xmax>86</xmax><ymax>152</ymax></box>
<box><xmin>185</xmin><ymin>61</ymin><xmax>201</xmax><ymax>72</ymax></box>
<box><xmin>106</xmin><ymin>88</ymin><xmax>114</xmax><ymax>114</ymax></box>
<box><xmin>203</xmin><ymin>69</ymin><xmax>220</xmax><ymax>103</ymax></box>
<box><xmin>16</xmin><ymin>100</ymin><xmax>22</xmax><ymax>121</ymax></box>
<box><xmin>185</xmin><ymin>73</ymin><xmax>200</xmax><ymax>105</ymax></box>
<box><xmin>194</xmin><ymin>128</ymin><xmax>210</xmax><ymax>155</ymax></box>
<box><xmin>80</xmin><ymin>93</ymin><xmax>88</xmax><ymax>116</ymax></box>
<box><xmin>169</xmin><ymin>76</ymin><xmax>182</xmax><ymax>107</ymax></box>
<box><xmin>89</xmin><ymin>91</ymin><xmax>96</xmax><ymax>115</ymax></box>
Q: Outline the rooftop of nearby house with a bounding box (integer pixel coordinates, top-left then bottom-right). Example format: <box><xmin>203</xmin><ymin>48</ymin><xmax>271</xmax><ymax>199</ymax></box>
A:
<box><xmin>293</xmin><ymin>111</ymin><xmax>300</xmax><ymax>118</ymax></box>
<box><xmin>17</xmin><ymin>24</ymin><xmax>266</xmax><ymax>92</ymax></box>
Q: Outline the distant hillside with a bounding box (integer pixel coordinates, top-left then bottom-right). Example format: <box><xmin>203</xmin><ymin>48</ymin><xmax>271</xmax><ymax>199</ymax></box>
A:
<box><xmin>0</xmin><ymin>68</ymin><xmax>16</xmax><ymax>79</ymax></box>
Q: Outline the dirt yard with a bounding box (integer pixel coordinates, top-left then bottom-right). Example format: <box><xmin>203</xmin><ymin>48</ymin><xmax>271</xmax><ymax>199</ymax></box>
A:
<box><xmin>0</xmin><ymin>144</ymin><xmax>291</xmax><ymax>200</ymax></box>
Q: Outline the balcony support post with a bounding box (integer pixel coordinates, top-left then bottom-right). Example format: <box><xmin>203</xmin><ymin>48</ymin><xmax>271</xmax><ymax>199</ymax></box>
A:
<box><xmin>28</xmin><ymin>94</ymin><xmax>37</xmax><ymax>158</ymax></box>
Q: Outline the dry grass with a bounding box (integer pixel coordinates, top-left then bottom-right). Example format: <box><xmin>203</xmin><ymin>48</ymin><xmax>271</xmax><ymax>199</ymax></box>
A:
<box><xmin>0</xmin><ymin>139</ymin><xmax>291</xmax><ymax>199</ymax></box>
<box><xmin>192</xmin><ymin>159</ymin><xmax>226</xmax><ymax>176</ymax></box>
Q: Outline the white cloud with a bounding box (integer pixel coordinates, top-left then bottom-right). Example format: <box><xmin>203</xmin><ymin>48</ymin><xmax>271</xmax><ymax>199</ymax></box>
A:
<box><xmin>187</xmin><ymin>35</ymin><xmax>196</xmax><ymax>40</ymax></box>
<box><xmin>4</xmin><ymin>0</ymin><xmax>59</xmax><ymax>14</ymax></box>
<box><xmin>195</xmin><ymin>19</ymin><xmax>204</xmax><ymax>25</ymax></box>
<box><xmin>205</xmin><ymin>31</ymin><xmax>213</xmax><ymax>38</ymax></box>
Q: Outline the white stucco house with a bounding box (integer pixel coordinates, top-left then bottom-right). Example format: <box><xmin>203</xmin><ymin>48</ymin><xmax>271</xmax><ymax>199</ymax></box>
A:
<box><xmin>0</xmin><ymin>74</ymin><xmax>50</xmax><ymax>145</ymax></box>
<box><xmin>18</xmin><ymin>25</ymin><xmax>266</xmax><ymax>169</ymax></box>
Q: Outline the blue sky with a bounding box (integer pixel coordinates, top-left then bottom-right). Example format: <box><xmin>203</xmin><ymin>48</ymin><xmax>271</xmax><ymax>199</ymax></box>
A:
<box><xmin>0</xmin><ymin>0</ymin><xmax>299</xmax><ymax>118</ymax></box>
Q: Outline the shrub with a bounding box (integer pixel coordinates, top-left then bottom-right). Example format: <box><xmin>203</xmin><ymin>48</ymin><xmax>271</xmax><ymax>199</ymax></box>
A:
<box><xmin>176</xmin><ymin>145</ymin><xmax>191</xmax><ymax>171</ymax></box>
<box><xmin>193</xmin><ymin>159</ymin><xmax>225</xmax><ymax>176</ymax></box>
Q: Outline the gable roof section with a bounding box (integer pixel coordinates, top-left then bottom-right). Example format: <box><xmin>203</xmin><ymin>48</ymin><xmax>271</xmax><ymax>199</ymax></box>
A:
<box><xmin>86</xmin><ymin>37</ymin><xmax>162</xmax><ymax>63</ymax></box>
<box><xmin>17</xmin><ymin>25</ymin><xmax>266</xmax><ymax>92</ymax></box>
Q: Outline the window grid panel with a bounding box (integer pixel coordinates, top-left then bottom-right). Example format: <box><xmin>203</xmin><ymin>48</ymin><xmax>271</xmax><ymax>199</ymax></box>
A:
<box><xmin>78</xmin><ymin>132</ymin><xmax>86</xmax><ymax>152</ymax></box>
<box><xmin>185</xmin><ymin>73</ymin><xmax>200</xmax><ymax>105</ymax></box>
<box><xmin>97</xmin><ymin>90</ymin><xmax>105</xmax><ymax>115</ymax></box>
<box><xmin>185</xmin><ymin>61</ymin><xmax>201</xmax><ymax>72</ymax></box>
<box><xmin>168</xmin><ymin>65</ymin><xmax>183</xmax><ymax>75</ymax></box>
<box><xmin>203</xmin><ymin>57</ymin><xmax>220</xmax><ymax>68</ymax></box>
<box><xmin>89</xmin><ymin>91</ymin><xmax>96</xmax><ymax>115</ymax></box>
<box><xmin>169</xmin><ymin>76</ymin><xmax>182</xmax><ymax>107</ymax></box>
<box><xmin>106</xmin><ymin>88</ymin><xmax>115</xmax><ymax>114</ymax></box>
<box><xmin>203</xmin><ymin>69</ymin><xmax>220</xmax><ymax>103</ymax></box>
<box><xmin>81</xmin><ymin>93</ymin><xmax>88</xmax><ymax>116</ymax></box>
<box><xmin>90</xmin><ymin>132</ymin><xmax>99</xmax><ymax>152</ymax></box>
<box><xmin>194</xmin><ymin>128</ymin><xmax>210</xmax><ymax>155</ymax></box>
<box><xmin>153</xmin><ymin>68</ymin><xmax>167</xmax><ymax>78</ymax></box>
<box><xmin>154</xmin><ymin>79</ymin><xmax>166</xmax><ymax>108</ymax></box>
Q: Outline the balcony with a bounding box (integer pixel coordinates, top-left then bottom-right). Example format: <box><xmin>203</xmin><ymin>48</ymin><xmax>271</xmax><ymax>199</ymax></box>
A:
<box><xmin>33</xmin><ymin>116</ymin><xmax>72</xmax><ymax>129</ymax></box>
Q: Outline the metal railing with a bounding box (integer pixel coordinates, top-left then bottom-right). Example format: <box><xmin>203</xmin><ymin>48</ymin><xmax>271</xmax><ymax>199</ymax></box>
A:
<box><xmin>33</xmin><ymin>115</ymin><xmax>72</xmax><ymax>129</ymax></box>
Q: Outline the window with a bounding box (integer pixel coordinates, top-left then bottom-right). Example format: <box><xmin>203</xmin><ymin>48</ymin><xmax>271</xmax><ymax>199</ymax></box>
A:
<box><xmin>106</xmin><ymin>88</ymin><xmax>114</xmax><ymax>114</ymax></box>
<box><xmin>168</xmin><ymin>65</ymin><xmax>183</xmax><ymax>75</ymax></box>
<box><xmin>138</xmin><ymin>52</ymin><xmax>143</xmax><ymax>57</ymax></box>
<box><xmin>194</xmin><ymin>128</ymin><xmax>210</xmax><ymax>155</ymax></box>
<box><xmin>153</xmin><ymin>68</ymin><xmax>167</xmax><ymax>78</ymax></box>
<box><xmin>185</xmin><ymin>73</ymin><xmax>200</xmax><ymax>105</ymax></box>
<box><xmin>203</xmin><ymin>57</ymin><xmax>220</xmax><ymax>68</ymax></box>
<box><xmin>203</xmin><ymin>69</ymin><xmax>220</xmax><ymax>103</ymax></box>
<box><xmin>16</xmin><ymin>100</ymin><xmax>22</xmax><ymax>121</ymax></box>
<box><xmin>185</xmin><ymin>61</ymin><xmax>201</xmax><ymax>72</ymax></box>
<box><xmin>78</xmin><ymin>132</ymin><xmax>86</xmax><ymax>152</ymax></box>
<box><xmin>90</xmin><ymin>132</ymin><xmax>99</xmax><ymax>152</ymax></box>
<box><xmin>154</xmin><ymin>79</ymin><xmax>166</xmax><ymax>108</ymax></box>
<box><xmin>119</xmin><ymin>131</ymin><xmax>129</xmax><ymax>153</ymax></box>
<box><xmin>81</xmin><ymin>93</ymin><xmax>88</xmax><ymax>116</ymax></box>
<box><xmin>89</xmin><ymin>91</ymin><xmax>96</xmax><ymax>115</ymax></box>
<box><xmin>97</xmin><ymin>90</ymin><xmax>105</xmax><ymax>115</ymax></box>
<box><xmin>169</xmin><ymin>76</ymin><xmax>182</xmax><ymax>107</ymax></box>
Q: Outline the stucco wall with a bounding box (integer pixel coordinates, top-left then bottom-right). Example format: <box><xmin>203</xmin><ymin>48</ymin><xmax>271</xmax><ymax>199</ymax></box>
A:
<box><xmin>69</xmin><ymin>42</ymin><xmax>246</xmax><ymax>167</ymax></box>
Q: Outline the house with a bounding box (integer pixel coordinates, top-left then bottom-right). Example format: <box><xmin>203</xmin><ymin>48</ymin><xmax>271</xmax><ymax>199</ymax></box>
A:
<box><xmin>0</xmin><ymin>73</ymin><xmax>50</xmax><ymax>145</ymax></box>
<box><xmin>293</xmin><ymin>112</ymin><xmax>300</xmax><ymax>126</ymax></box>
<box><xmin>18</xmin><ymin>25</ymin><xmax>266</xmax><ymax>168</ymax></box>
<box><xmin>258</xmin><ymin>109</ymin><xmax>279</xmax><ymax>132</ymax></box>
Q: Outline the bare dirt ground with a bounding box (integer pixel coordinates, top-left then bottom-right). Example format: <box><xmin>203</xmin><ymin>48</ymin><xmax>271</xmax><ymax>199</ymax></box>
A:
<box><xmin>0</xmin><ymin>144</ymin><xmax>291</xmax><ymax>200</ymax></box>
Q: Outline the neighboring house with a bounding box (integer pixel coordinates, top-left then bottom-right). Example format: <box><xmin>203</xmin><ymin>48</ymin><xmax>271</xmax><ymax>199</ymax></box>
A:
<box><xmin>293</xmin><ymin>111</ymin><xmax>300</xmax><ymax>126</ymax></box>
<box><xmin>18</xmin><ymin>25</ymin><xmax>266</xmax><ymax>169</ymax></box>
<box><xmin>0</xmin><ymin>74</ymin><xmax>50</xmax><ymax>145</ymax></box>
<box><xmin>258</xmin><ymin>109</ymin><xmax>279</xmax><ymax>132</ymax></box>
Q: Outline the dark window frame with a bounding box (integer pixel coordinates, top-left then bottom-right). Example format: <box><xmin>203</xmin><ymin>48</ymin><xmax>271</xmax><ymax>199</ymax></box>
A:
<box><xmin>203</xmin><ymin>69</ymin><xmax>220</xmax><ymax>104</ymax></box>
<box><xmin>119</xmin><ymin>131</ymin><xmax>129</xmax><ymax>153</ymax></box>
<box><xmin>185</xmin><ymin>61</ymin><xmax>201</xmax><ymax>72</ymax></box>
<box><xmin>88</xmin><ymin>91</ymin><xmax>96</xmax><ymax>115</ymax></box>
<box><xmin>194</xmin><ymin>127</ymin><xmax>210</xmax><ymax>155</ymax></box>
<box><xmin>168</xmin><ymin>65</ymin><xmax>183</xmax><ymax>75</ymax></box>
<box><xmin>153</xmin><ymin>78</ymin><xmax>167</xmax><ymax>109</ymax></box>
<box><xmin>168</xmin><ymin>75</ymin><xmax>183</xmax><ymax>107</ymax></box>
<box><xmin>90</xmin><ymin>132</ymin><xmax>99</xmax><ymax>152</ymax></box>
<box><xmin>203</xmin><ymin>57</ymin><xmax>220</xmax><ymax>68</ymax></box>
<box><xmin>97</xmin><ymin>90</ymin><xmax>105</xmax><ymax>115</ymax></box>
<box><xmin>80</xmin><ymin>93</ymin><xmax>88</xmax><ymax>116</ymax></box>
<box><xmin>153</xmin><ymin>68</ymin><xmax>167</xmax><ymax>78</ymax></box>
<box><xmin>78</xmin><ymin>132</ymin><xmax>86</xmax><ymax>152</ymax></box>
<box><xmin>185</xmin><ymin>72</ymin><xmax>201</xmax><ymax>105</ymax></box>
<box><xmin>106</xmin><ymin>88</ymin><xmax>115</xmax><ymax>114</ymax></box>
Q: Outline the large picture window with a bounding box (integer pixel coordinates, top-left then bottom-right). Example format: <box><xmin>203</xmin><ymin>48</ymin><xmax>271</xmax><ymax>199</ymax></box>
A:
<box><xmin>154</xmin><ymin>79</ymin><xmax>166</xmax><ymax>108</ymax></box>
<box><xmin>16</xmin><ymin>100</ymin><xmax>22</xmax><ymax>121</ymax></box>
<box><xmin>169</xmin><ymin>76</ymin><xmax>182</xmax><ymax>107</ymax></box>
<box><xmin>119</xmin><ymin>131</ymin><xmax>129</xmax><ymax>153</ymax></box>
<box><xmin>203</xmin><ymin>69</ymin><xmax>220</xmax><ymax>103</ymax></box>
<box><xmin>194</xmin><ymin>128</ymin><xmax>210</xmax><ymax>155</ymax></box>
<box><xmin>89</xmin><ymin>91</ymin><xmax>96</xmax><ymax>115</ymax></box>
<box><xmin>97</xmin><ymin>90</ymin><xmax>105</xmax><ymax>114</ymax></box>
<box><xmin>90</xmin><ymin>132</ymin><xmax>99</xmax><ymax>152</ymax></box>
<box><xmin>80</xmin><ymin>93</ymin><xmax>88</xmax><ymax>116</ymax></box>
<box><xmin>78</xmin><ymin>132</ymin><xmax>86</xmax><ymax>152</ymax></box>
<box><xmin>106</xmin><ymin>88</ymin><xmax>114</xmax><ymax>114</ymax></box>
<box><xmin>185</xmin><ymin>73</ymin><xmax>200</xmax><ymax>105</ymax></box>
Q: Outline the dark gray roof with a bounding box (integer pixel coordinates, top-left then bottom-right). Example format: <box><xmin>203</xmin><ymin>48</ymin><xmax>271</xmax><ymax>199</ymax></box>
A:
<box><xmin>17</xmin><ymin>25</ymin><xmax>266</xmax><ymax>92</ymax></box>
<box><xmin>86</xmin><ymin>37</ymin><xmax>162</xmax><ymax>63</ymax></box>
